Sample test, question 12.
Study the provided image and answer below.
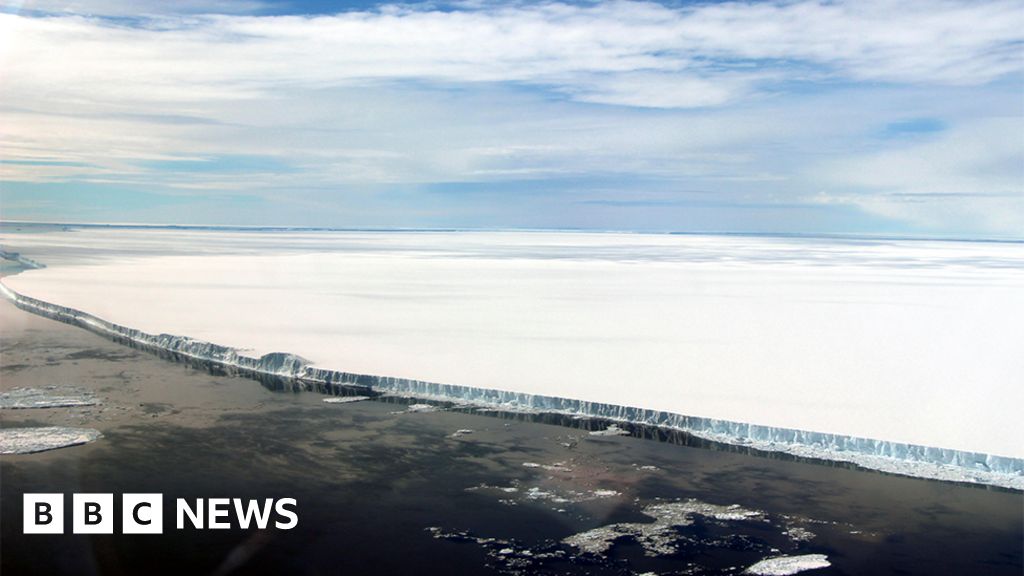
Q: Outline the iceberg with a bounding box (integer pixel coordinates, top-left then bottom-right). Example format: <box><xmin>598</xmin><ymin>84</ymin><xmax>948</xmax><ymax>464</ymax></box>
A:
<box><xmin>1</xmin><ymin>277</ymin><xmax>1021</xmax><ymax>489</ymax></box>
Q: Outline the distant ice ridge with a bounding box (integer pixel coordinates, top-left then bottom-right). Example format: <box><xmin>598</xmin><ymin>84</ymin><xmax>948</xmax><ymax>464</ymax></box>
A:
<box><xmin>2</xmin><ymin>280</ymin><xmax>1021</xmax><ymax>490</ymax></box>
<box><xmin>0</xmin><ymin>247</ymin><xmax>46</xmax><ymax>269</ymax></box>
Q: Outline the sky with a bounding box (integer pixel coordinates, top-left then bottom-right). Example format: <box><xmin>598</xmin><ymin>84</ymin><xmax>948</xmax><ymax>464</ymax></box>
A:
<box><xmin>0</xmin><ymin>0</ymin><xmax>1022</xmax><ymax>236</ymax></box>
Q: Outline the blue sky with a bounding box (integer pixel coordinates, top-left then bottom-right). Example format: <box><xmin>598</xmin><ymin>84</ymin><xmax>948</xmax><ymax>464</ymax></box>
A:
<box><xmin>0</xmin><ymin>0</ymin><xmax>1022</xmax><ymax>236</ymax></box>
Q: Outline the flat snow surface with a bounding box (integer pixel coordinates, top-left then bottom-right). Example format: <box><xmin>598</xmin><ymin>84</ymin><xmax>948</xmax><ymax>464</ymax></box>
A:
<box><xmin>3</xmin><ymin>229</ymin><xmax>1022</xmax><ymax>458</ymax></box>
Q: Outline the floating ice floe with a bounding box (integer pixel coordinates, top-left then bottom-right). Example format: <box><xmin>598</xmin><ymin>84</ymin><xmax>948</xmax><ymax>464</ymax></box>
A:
<box><xmin>0</xmin><ymin>386</ymin><xmax>98</xmax><ymax>409</ymax></box>
<box><xmin>467</xmin><ymin>483</ymin><xmax>520</xmax><ymax>494</ymax></box>
<box><xmin>322</xmin><ymin>396</ymin><xmax>371</xmax><ymax>404</ymax></box>
<box><xmin>523</xmin><ymin>485</ymin><xmax>621</xmax><ymax>505</ymax></box>
<box><xmin>524</xmin><ymin>487</ymin><xmax>568</xmax><ymax>503</ymax></box>
<box><xmin>426</xmin><ymin>526</ymin><xmax>568</xmax><ymax>571</ymax></box>
<box><xmin>783</xmin><ymin>526</ymin><xmax>816</xmax><ymax>542</ymax></box>
<box><xmin>744</xmin><ymin>554</ymin><xmax>831</xmax><ymax>575</ymax></box>
<box><xmin>522</xmin><ymin>461</ymin><xmax>573</xmax><ymax>472</ymax></box>
<box><xmin>588</xmin><ymin>424</ymin><xmax>629</xmax><ymax>436</ymax></box>
<box><xmin>432</xmin><ymin>496</ymin><xmax>835</xmax><ymax>574</ymax></box>
<box><xmin>564</xmin><ymin>499</ymin><xmax>765</xmax><ymax>556</ymax></box>
<box><xmin>0</xmin><ymin>426</ymin><xmax>101</xmax><ymax>454</ymax></box>
<box><xmin>387</xmin><ymin>403</ymin><xmax>442</xmax><ymax>414</ymax></box>
<box><xmin>435</xmin><ymin>493</ymin><xmax>837</xmax><ymax>574</ymax></box>
<box><xmin>404</xmin><ymin>403</ymin><xmax>439</xmax><ymax>413</ymax></box>
<box><xmin>470</xmin><ymin>480</ymin><xmax>621</xmax><ymax>506</ymax></box>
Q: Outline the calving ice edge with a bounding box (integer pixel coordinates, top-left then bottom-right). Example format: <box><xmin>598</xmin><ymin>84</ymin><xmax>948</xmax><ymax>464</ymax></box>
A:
<box><xmin>1</xmin><ymin>275</ymin><xmax>1020</xmax><ymax>491</ymax></box>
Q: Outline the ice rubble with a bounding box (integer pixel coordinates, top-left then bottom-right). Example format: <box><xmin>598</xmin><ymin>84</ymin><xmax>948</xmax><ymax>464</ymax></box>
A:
<box><xmin>564</xmin><ymin>499</ymin><xmax>766</xmax><ymax>556</ymax></box>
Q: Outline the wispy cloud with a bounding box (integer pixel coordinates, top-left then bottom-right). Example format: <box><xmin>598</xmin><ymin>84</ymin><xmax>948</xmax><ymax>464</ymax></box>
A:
<box><xmin>0</xmin><ymin>0</ymin><xmax>271</xmax><ymax>17</ymax></box>
<box><xmin>0</xmin><ymin>0</ymin><xmax>1021</xmax><ymax>235</ymax></box>
<box><xmin>3</xmin><ymin>1</ymin><xmax>1021</xmax><ymax>108</ymax></box>
<box><xmin>811</xmin><ymin>117</ymin><xmax>1024</xmax><ymax>234</ymax></box>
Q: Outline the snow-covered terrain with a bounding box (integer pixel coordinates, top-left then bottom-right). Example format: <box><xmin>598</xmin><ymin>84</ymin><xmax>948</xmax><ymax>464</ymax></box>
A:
<box><xmin>2</xmin><ymin>228</ymin><xmax>1022</xmax><ymax>482</ymax></box>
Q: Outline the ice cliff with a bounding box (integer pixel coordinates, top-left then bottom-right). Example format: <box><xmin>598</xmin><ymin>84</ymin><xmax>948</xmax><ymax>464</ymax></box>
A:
<box><xmin>1</xmin><ymin>279</ymin><xmax>1020</xmax><ymax>489</ymax></box>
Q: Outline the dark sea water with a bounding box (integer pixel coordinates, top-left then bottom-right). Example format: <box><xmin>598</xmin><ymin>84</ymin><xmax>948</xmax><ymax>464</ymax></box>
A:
<box><xmin>0</xmin><ymin>298</ymin><xmax>1021</xmax><ymax>576</ymax></box>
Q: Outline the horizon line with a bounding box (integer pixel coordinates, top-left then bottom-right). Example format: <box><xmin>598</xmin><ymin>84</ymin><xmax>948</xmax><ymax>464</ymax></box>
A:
<box><xmin>1</xmin><ymin>219</ymin><xmax>1021</xmax><ymax>244</ymax></box>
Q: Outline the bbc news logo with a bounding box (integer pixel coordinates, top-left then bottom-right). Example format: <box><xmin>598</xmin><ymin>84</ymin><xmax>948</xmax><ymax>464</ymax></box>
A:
<box><xmin>23</xmin><ymin>494</ymin><xmax>298</xmax><ymax>534</ymax></box>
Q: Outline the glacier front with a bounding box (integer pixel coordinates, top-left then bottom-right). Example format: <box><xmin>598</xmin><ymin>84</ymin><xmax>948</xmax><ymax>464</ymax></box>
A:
<box><xmin>1</xmin><ymin>228</ymin><xmax>1022</xmax><ymax>487</ymax></box>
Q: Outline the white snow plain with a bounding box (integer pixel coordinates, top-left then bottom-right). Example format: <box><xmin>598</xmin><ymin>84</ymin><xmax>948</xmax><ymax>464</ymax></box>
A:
<box><xmin>2</xmin><ymin>229</ymin><xmax>1022</xmax><ymax>460</ymax></box>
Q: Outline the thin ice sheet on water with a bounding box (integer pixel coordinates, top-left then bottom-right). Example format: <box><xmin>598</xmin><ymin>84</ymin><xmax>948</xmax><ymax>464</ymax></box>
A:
<box><xmin>0</xmin><ymin>427</ymin><xmax>101</xmax><ymax>454</ymax></box>
<box><xmin>0</xmin><ymin>386</ymin><xmax>98</xmax><ymax>409</ymax></box>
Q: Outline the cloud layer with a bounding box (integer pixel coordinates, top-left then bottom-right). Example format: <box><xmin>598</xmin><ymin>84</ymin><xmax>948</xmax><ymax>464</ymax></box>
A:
<box><xmin>1</xmin><ymin>0</ymin><xmax>1022</xmax><ymax>235</ymax></box>
<box><xmin>4</xmin><ymin>1</ymin><xmax>1022</xmax><ymax>105</ymax></box>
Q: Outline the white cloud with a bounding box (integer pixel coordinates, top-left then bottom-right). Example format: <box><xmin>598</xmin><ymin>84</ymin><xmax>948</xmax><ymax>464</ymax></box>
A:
<box><xmin>819</xmin><ymin>118</ymin><xmax>1022</xmax><ymax>195</ymax></box>
<box><xmin>811</xmin><ymin>118</ymin><xmax>1024</xmax><ymax>235</ymax></box>
<box><xmin>0</xmin><ymin>1</ymin><xmax>1021</xmax><ymax>235</ymax></box>
<box><xmin>564</xmin><ymin>71</ymin><xmax>765</xmax><ymax>108</ymax></box>
<box><xmin>1</xmin><ymin>0</ymin><xmax>1021</xmax><ymax>112</ymax></box>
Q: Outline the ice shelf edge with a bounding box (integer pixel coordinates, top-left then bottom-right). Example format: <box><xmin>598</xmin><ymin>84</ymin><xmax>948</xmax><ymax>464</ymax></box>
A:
<box><xmin>1</xmin><ymin>278</ymin><xmax>1020</xmax><ymax>490</ymax></box>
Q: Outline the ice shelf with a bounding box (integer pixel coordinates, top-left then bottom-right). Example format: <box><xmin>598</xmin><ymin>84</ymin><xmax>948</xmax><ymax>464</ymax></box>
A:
<box><xmin>2</xmin><ymin>279</ymin><xmax>1021</xmax><ymax>489</ymax></box>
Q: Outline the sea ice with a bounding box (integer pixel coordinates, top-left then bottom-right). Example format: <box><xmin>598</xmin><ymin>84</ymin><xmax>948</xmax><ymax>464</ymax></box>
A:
<box><xmin>522</xmin><ymin>461</ymin><xmax>573</xmax><ymax>472</ymax></box>
<box><xmin>588</xmin><ymin>424</ymin><xmax>629</xmax><ymax>436</ymax></box>
<box><xmin>322</xmin><ymin>396</ymin><xmax>371</xmax><ymax>404</ymax></box>
<box><xmin>564</xmin><ymin>499</ymin><xmax>765</xmax><ymax>556</ymax></box>
<box><xmin>435</xmin><ymin>496</ymin><xmax>835</xmax><ymax>574</ymax></box>
<box><xmin>403</xmin><ymin>403</ymin><xmax>439</xmax><ymax>413</ymax></box>
<box><xmin>0</xmin><ymin>386</ymin><xmax>98</xmax><ymax>409</ymax></box>
<box><xmin>744</xmin><ymin>554</ymin><xmax>831</xmax><ymax>575</ymax></box>
<box><xmin>0</xmin><ymin>426</ymin><xmax>101</xmax><ymax>454</ymax></box>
